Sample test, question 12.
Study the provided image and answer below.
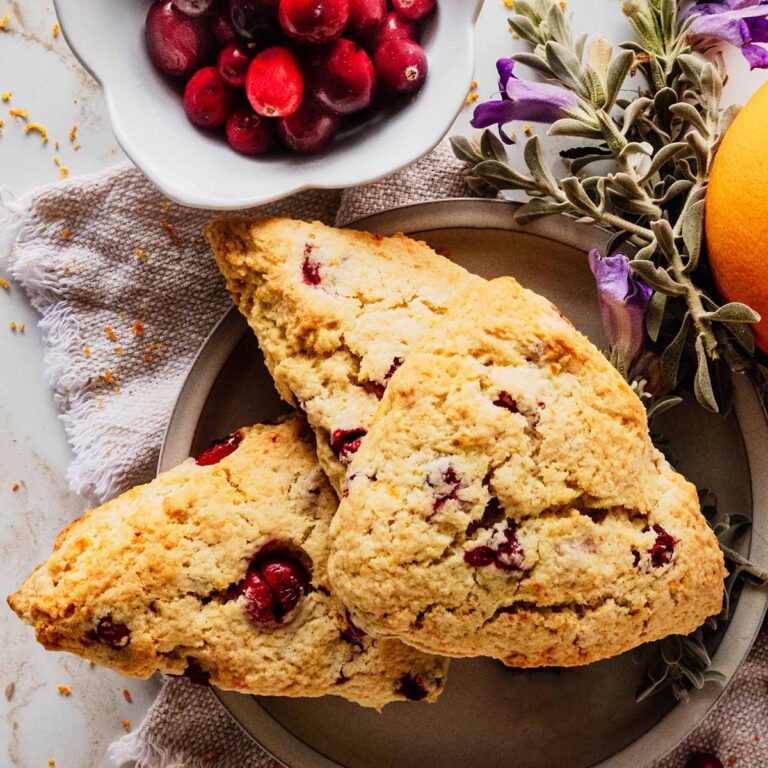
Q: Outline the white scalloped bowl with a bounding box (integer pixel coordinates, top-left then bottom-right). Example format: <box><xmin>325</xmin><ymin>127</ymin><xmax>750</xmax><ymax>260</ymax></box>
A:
<box><xmin>53</xmin><ymin>0</ymin><xmax>483</xmax><ymax>209</ymax></box>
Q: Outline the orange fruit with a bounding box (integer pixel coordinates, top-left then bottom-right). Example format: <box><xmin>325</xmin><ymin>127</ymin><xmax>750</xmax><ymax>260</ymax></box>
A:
<box><xmin>706</xmin><ymin>81</ymin><xmax>768</xmax><ymax>353</ymax></box>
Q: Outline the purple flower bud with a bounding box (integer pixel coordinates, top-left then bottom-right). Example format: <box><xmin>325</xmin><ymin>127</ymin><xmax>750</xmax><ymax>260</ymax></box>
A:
<box><xmin>588</xmin><ymin>250</ymin><xmax>653</xmax><ymax>367</ymax></box>
<box><xmin>471</xmin><ymin>59</ymin><xmax>578</xmax><ymax>143</ymax></box>
<box><xmin>687</xmin><ymin>1</ymin><xmax>768</xmax><ymax>69</ymax></box>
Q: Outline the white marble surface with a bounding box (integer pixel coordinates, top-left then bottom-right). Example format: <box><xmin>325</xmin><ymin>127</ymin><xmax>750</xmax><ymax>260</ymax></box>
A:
<box><xmin>0</xmin><ymin>2</ymin><xmax>766</xmax><ymax>767</ymax></box>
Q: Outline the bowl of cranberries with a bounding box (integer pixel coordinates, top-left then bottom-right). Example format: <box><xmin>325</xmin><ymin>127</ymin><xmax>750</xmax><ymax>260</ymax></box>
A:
<box><xmin>53</xmin><ymin>0</ymin><xmax>482</xmax><ymax>208</ymax></box>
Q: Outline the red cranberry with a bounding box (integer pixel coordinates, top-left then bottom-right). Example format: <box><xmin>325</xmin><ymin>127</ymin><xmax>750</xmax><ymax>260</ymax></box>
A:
<box><xmin>686</xmin><ymin>754</ymin><xmax>724</xmax><ymax>768</ymax></box>
<box><xmin>649</xmin><ymin>524</ymin><xmax>679</xmax><ymax>568</ymax></box>
<box><xmin>278</xmin><ymin>0</ymin><xmax>350</xmax><ymax>44</ymax></box>
<box><xmin>184</xmin><ymin>66</ymin><xmax>235</xmax><ymax>128</ymax></box>
<box><xmin>277</xmin><ymin>99</ymin><xmax>341</xmax><ymax>154</ymax></box>
<box><xmin>195</xmin><ymin>431</ymin><xmax>243</xmax><ymax>465</ymax></box>
<box><xmin>311</xmin><ymin>39</ymin><xmax>376</xmax><ymax>115</ymax></box>
<box><xmin>371</xmin><ymin>356</ymin><xmax>404</xmax><ymax>398</ymax></box>
<box><xmin>218</xmin><ymin>43</ymin><xmax>252</xmax><ymax>87</ymax></box>
<box><xmin>397</xmin><ymin>674</ymin><xmax>428</xmax><ymax>701</ymax></box>
<box><xmin>346</xmin><ymin>0</ymin><xmax>386</xmax><ymax>42</ymax></box>
<box><xmin>392</xmin><ymin>0</ymin><xmax>435</xmax><ymax>21</ymax></box>
<box><xmin>226</xmin><ymin>106</ymin><xmax>275</xmax><ymax>155</ymax></box>
<box><xmin>331</xmin><ymin>427</ymin><xmax>367</xmax><ymax>462</ymax></box>
<box><xmin>146</xmin><ymin>0</ymin><xmax>216</xmax><ymax>79</ymax></box>
<box><xmin>302</xmin><ymin>246</ymin><xmax>322</xmax><ymax>285</ymax></box>
<box><xmin>238</xmin><ymin>553</ymin><xmax>309</xmax><ymax>624</ymax></box>
<box><xmin>374</xmin><ymin>38</ymin><xmax>427</xmax><ymax>94</ymax></box>
<box><xmin>93</xmin><ymin>616</ymin><xmax>131</xmax><ymax>648</ymax></box>
<box><xmin>371</xmin><ymin>11</ymin><xmax>415</xmax><ymax>49</ymax></box>
<box><xmin>229</xmin><ymin>0</ymin><xmax>277</xmax><ymax>40</ymax></box>
<box><xmin>341</xmin><ymin>609</ymin><xmax>367</xmax><ymax>639</ymax></box>
<box><xmin>246</xmin><ymin>47</ymin><xmax>304</xmax><ymax>117</ymax></box>
<box><xmin>493</xmin><ymin>391</ymin><xmax>519</xmax><ymax>413</ymax></box>
<box><xmin>210</xmin><ymin>7</ymin><xmax>240</xmax><ymax>43</ymax></box>
<box><xmin>465</xmin><ymin>520</ymin><xmax>525</xmax><ymax>573</ymax></box>
<box><xmin>428</xmin><ymin>464</ymin><xmax>461</xmax><ymax>512</ymax></box>
<box><xmin>172</xmin><ymin>0</ymin><xmax>214</xmax><ymax>17</ymax></box>
<box><xmin>463</xmin><ymin>546</ymin><xmax>496</xmax><ymax>568</ymax></box>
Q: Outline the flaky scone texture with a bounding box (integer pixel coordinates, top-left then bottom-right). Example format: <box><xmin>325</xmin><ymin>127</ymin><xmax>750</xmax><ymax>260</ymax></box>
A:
<box><xmin>8</xmin><ymin>416</ymin><xmax>447</xmax><ymax>709</ymax></box>
<box><xmin>328</xmin><ymin>278</ymin><xmax>726</xmax><ymax>667</ymax></box>
<box><xmin>205</xmin><ymin>216</ymin><xmax>482</xmax><ymax>493</ymax></box>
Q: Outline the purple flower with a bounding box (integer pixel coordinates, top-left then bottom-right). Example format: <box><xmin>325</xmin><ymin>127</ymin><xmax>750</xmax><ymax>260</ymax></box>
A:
<box><xmin>471</xmin><ymin>59</ymin><xmax>577</xmax><ymax>144</ymax></box>
<box><xmin>589</xmin><ymin>250</ymin><xmax>653</xmax><ymax>367</ymax></box>
<box><xmin>687</xmin><ymin>1</ymin><xmax>768</xmax><ymax>69</ymax></box>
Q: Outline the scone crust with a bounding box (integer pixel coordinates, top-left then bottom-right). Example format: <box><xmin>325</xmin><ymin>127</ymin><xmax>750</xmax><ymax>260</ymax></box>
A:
<box><xmin>8</xmin><ymin>416</ymin><xmax>447</xmax><ymax>708</ymax></box>
<box><xmin>205</xmin><ymin>216</ymin><xmax>481</xmax><ymax>493</ymax></box>
<box><xmin>328</xmin><ymin>278</ymin><xmax>726</xmax><ymax>666</ymax></box>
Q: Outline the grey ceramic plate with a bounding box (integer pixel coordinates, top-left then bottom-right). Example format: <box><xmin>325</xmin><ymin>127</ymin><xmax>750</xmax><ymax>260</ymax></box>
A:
<box><xmin>160</xmin><ymin>199</ymin><xmax>768</xmax><ymax>768</ymax></box>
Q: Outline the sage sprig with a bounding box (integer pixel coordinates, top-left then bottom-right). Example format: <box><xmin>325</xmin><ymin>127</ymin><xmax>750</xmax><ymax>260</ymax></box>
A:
<box><xmin>452</xmin><ymin>0</ymin><xmax>762</xmax><ymax>413</ymax></box>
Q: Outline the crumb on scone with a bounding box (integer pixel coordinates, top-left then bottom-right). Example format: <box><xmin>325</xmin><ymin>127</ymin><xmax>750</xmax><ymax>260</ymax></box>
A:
<box><xmin>205</xmin><ymin>216</ymin><xmax>483</xmax><ymax>494</ymax></box>
<box><xmin>327</xmin><ymin>277</ymin><xmax>726</xmax><ymax>667</ymax></box>
<box><xmin>8</xmin><ymin>415</ymin><xmax>447</xmax><ymax>709</ymax></box>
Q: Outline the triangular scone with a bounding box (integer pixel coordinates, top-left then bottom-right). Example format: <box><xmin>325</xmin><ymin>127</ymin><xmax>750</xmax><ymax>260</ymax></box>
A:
<box><xmin>328</xmin><ymin>278</ymin><xmax>726</xmax><ymax>667</ymax></box>
<box><xmin>8</xmin><ymin>416</ymin><xmax>448</xmax><ymax>709</ymax></box>
<box><xmin>205</xmin><ymin>216</ymin><xmax>482</xmax><ymax>493</ymax></box>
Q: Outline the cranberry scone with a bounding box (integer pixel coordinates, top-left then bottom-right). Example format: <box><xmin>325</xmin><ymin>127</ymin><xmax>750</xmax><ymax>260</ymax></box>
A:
<box><xmin>8</xmin><ymin>416</ymin><xmax>447</xmax><ymax>708</ymax></box>
<box><xmin>328</xmin><ymin>277</ymin><xmax>726</xmax><ymax>667</ymax></box>
<box><xmin>205</xmin><ymin>216</ymin><xmax>482</xmax><ymax>493</ymax></box>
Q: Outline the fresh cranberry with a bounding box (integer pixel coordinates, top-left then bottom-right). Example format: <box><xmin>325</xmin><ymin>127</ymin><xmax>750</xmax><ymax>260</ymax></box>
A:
<box><xmin>346</xmin><ymin>0</ymin><xmax>386</xmax><ymax>42</ymax></box>
<box><xmin>210</xmin><ymin>7</ymin><xmax>240</xmax><ymax>43</ymax></box>
<box><xmin>302</xmin><ymin>246</ymin><xmax>322</xmax><ymax>285</ymax></box>
<box><xmin>184</xmin><ymin>66</ymin><xmax>235</xmax><ymax>128</ymax></box>
<box><xmin>428</xmin><ymin>464</ymin><xmax>461</xmax><ymax>512</ymax></box>
<box><xmin>371</xmin><ymin>356</ymin><xmax>404</xmax><ymax>398</ymax></box>
<box><xmin>331</xmin><ymin>427</ymin><xmax>367</xmax><ymax>462</ymax></box>
<box><xmin>278</xmin><ymin>0</ymin><xmax>350</xmax><ymax>44</ymax></box>
<box><xmin>374</xmin><ymin>38</ymin><xmax>428</xmax><ymax>94</ymax></box>
<box><xmin>686</xmin><ymin>754</ymin><xmax>724</xmax><ymax>768</ymax></box>
<box><xmin>392</xmin><ymin>0</ymin><xmax>435</xmax><ymax>21</ymax></box>
<box><xmin>226</xmin><ymin>106</ymin><xmax>275</xmax><ymax>155</ymax></box>
<box><xmin>238</xmin><ymin>553</ymin><xmax>309</xmax><ymax>624</ymax></box>
<box><xmin>277</xmin><ymin>99</ymin><xmax>341</xmax><ymax>154</ymax></box>
<box><xmin>218</xmin><ymin>43</ymin><xmax>252</xmax><ymax>87</ymax></box>
<box><xmin>493</xmin><ymin>391</ymin><xmax>519</xmax><ymax>413</ymax></box>
<box><xmin>465</xmin><ymin>521</ymin><xmax>525</xmax><ymax>573</ymax></box>
<box><xmin>229</xmin><ymin>0</ymin><xmax>277</xmax><ymax>40</ymax></box>
<box><xmin>246</xmin><ymin>47</ymin><xmax>304</xmax><ymax>117</ymax></box>
<box><xmin>172</xmin><ymin>0</ymin><xmax>214</xmax><ymax>17</ymax></box>
<box><xmin>195</xmin><ymin>431</ymin><xmax>243</xmax><ymax>465</ymax></box>
<box><xmin>146</xmin><ymin>0</ymin><xmax>216</xmax><ymax>79</ymax></box>
<box><xmin>93</xmin><ymin>616</ymin><xmax>131</xmax><ymax>648</ymax></box>
<box><xmin>397</xmin><ymin>674</ymin><xmax>428</xmax><ymax>701</ymax></box>
<box><xmin>371</xmin><ymin>11</ymin><xmax>415</xmax><ymax>49</ymax></box>
<box><xmin>310</xmin><ymin>39</ymin><xmax>376</xmax><ymax>115</ymax></box>
<box><xmin>649</xmin><ymin>524</ymin><xmax>679</xmax><ymax>568</ymax></box>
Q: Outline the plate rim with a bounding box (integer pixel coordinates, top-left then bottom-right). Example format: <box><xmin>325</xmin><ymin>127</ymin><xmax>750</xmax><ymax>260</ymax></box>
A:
<box><xmin>160</xmin><ymin>198</ymin><xmax>768</xmax><ymax>768</ymax></box>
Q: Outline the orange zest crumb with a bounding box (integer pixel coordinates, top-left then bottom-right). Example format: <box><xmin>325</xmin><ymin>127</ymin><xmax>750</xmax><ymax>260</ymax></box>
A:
<box><xmin>113</xmin><ymin>347</ymin><xmax>124</xmax><ymax>355</ymax></box>
<box><xmin>103</xmin><ymin>369</ymin><xmax>114</xmax><ymax>385</ymax></box>
<box><xmin>9</xmin><ymin>108</ymin><xmax>28</xmax><ymax>119</ymax></box>
<box><xmin>61</xmin><ymin>229</ymin><xmax>72</xmax><ymax>239</ymax></box>
<box><xmin>53</xmin><ymin>22</ymin><xmax>60</xmax><ymax>38</ymax></box>
<box><xmin>160</xmin><ymin>218</ymin><xmax>182</xmax><ymax>246</ymax></box>
<box><xmin>1</xmin><ymin>91</ymin><xmax>10</xmax><ymax>102</ymax></box>
<box><xmin>48</xmin><ymin>760</ymin><xmax>55</xmax><ymax>768</ymax></box>
<box><xmin>559</xmin><ymin>0</ymin><xmax>567</xmax><ymax>9</ymax></box>
<box><xmin>161</xmin><ymin>200</ymin><xmax>170</xmax><ymax>211</ymax></box>
<box><xmin>121</xmin><ymin>719</ymin><xmax>131</xmax><ymax>732</ymax></box>
<box><xmin>69</xmin><ymin>124</ymin><xmax>77</xmax><ymax>142</ymax></box>
<box><xmin>134</xmin><ymin>248</ymin><xmax>148</xmax><ymax>260</ymax></box>
<box><xmin>142</xmin><ymin>353</ymin><xmax>153</xmax><ymax>363</ymax></box>
<box><xmin>83</xmin><ymin>345</ymin><xmax>90</xmax><ymax>357</ymax></box>
<box><xmin>0</xmin><ymin>118</ymin><xmax>4</xmax><ymax>133</ymax></box>
<box><xmin>56</xmin><ymin>685</ymin><xmax>71</xmax><ymax>696</ymax></box>
<box><xmin>11</xmin><ymin>482</ymin><xmax>20</xmax><ymax>492</ymax></box>
<box><xmin>9</xmin><ymin>321</ymin><xmax>16</xmax><ymax>331</ymax></box>
<box><xmin>104</xmin><ymin>326</ymin><xmax>117</xmax><ymax>342</ymax></box>
<box><xmin>0</xmin><ymin>15</ymin><xmax>8</xmax><ymax>29</ymax></box>
<box><xmin>131</xmin><ymin>319</ymin><xmax>144</xmax><ymax>336</ymax></box>
<box><xmin>113</xmin><ymin>386</ymin><xmax>121</xmax><ymax>394</ymax></box>
<box><xmin>18</xmin><ymin>323</ymin><xmax>25</xmax><ymax>332</ymax></box>
<box><xmin>24</xmin><ymin>122</ymin><xmax>48</xmax><ymax>145</ymax></box>
<box><xmin>74</xmin><ymin>143</ymin><xmax>81</xmax><ymax>151</ymax></box>
<box><xmin>59</xmin><ymin>166</ymin><xmax>69</xmax><ymax>179</ymax></box>
<box><xmin>122</xmin><ymin>688</ymin><xmax>133</xmax><ymax>703</ymax></box>
<box><xmin>0</xmin><ymin>277</ymin><xmax>9</xmax><ymax>290</ymax></box>
<box><xmin>54</xmin><ymin>140</ymin><xmax>60</xmax><ymax>150</ymax></box>
<box><xmin>503</xmin><ymin>0</ymin><xmax>513</xmax><ymax>7</ymax></box>
<box><xmin>524</xmin><ymin>124</ymin><xmax>532</xmax><ymax>135</ymax></box>
<box><xmin>53</xmin><ymin>155</ymin><xmax>60</xmax><ymax>166</ymax></box>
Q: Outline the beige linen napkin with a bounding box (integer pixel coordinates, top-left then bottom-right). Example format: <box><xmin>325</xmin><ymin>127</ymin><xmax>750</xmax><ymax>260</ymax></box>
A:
<box><xmin>1</xmin><ymin>143</ymin><xmax>765</xmax><ymax>768</ymax></box>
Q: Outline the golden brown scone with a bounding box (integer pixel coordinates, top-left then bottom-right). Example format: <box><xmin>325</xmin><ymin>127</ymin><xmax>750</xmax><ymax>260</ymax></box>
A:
<box><xmin>8</xmin><ymin>416</ymin><xmax>448</xmax><ymax>709</ymax></box>
<box><xmin>328</xmin><ymin>278</ymin><xmax>726</xmax><ymax>667</ymax></box>
<box><xmin>205</xmin><ymin>216</ymin><xmax>482</xmax><ymax>494</ymax></box>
